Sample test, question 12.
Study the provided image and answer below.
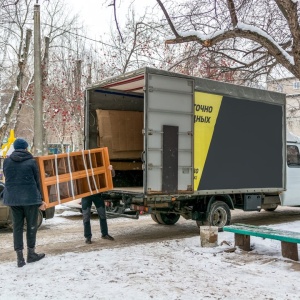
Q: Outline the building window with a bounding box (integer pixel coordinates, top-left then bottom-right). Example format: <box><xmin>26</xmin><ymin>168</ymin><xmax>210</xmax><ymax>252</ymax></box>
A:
<box><xmin>293</xmin><ymin>81</ymin><xmax>300</xmax><ymax>89</ymax></box>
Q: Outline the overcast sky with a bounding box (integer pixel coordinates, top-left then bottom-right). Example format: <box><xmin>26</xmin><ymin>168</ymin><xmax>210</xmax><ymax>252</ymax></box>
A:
<box><xmin>64</xmin><ymin>0</ymin><xmax>154</xmax><ymax>37</ymax></box>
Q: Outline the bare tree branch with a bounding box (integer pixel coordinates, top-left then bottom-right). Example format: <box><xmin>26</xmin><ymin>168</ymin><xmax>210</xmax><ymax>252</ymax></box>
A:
<box><xmin>156</xmin><ymin>0</ymin><xmax>180</xmax><ymax>38</ymax></box>
<box><xmin>157</xmin><ymin>0</ymin><xmax>300</xmax><ymax>80</ymax></box>
<box><xmin>226</xmin><ymin>0</ymin><xmax>238</xmax><ymax>27</ymax></box>
<box><xmin>108</xmin><ymin>0</ymin><xmax>124</xmax><ymax>43</ymax></box>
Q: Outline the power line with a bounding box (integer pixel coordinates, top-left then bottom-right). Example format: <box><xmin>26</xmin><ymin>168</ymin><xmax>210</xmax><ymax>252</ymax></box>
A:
<box><xmin>42</xmin><ymin>22</ymin><xmax>116</xmax><ymax>48</ymax></box>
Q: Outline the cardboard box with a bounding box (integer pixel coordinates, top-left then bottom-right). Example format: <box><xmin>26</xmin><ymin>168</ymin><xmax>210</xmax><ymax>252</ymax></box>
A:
<box><xmin>96</xmin><ymin>109</ymin><xmax>143</xmax><ymax>160</ymax></box>
<box><xmin>36</xmin><ymin>148</ymin><xmax>113</xmax><ymax>208</ymax></box>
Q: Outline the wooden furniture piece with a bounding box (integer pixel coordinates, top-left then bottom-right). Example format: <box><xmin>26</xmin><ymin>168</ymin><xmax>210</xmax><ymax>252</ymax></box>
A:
<box><xmin>223</xmin><ymin>223</ymin><xmax>300</xmax><ymax>261</ymax></box>
<box><xmin>36</xmin><ymin>148</ymin><xmax>113</xmax><ymax>208</ymax></box>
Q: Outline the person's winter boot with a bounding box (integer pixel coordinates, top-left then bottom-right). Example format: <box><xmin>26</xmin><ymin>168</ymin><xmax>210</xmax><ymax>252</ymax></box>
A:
<box><xmin>27</xmin><ymin>248</ymin><xmax>45</xmax><ymax>263</ymax></box>
<box><xmin>101</xmin><ymin>234</ymin><xmax>114</xmax><ymax>241</ymax></box>
<box><xmin>85</xmin><ymin>238</ymin><xmax>92</xmax><ymax>244</ymax></box>
<box><xmin>16</xmin><ymin>250</ymin><xmax>26</xmax><ymax>268</ymax></box>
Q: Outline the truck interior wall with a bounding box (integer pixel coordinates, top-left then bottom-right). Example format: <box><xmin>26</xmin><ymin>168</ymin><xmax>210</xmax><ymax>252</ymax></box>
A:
<box><xmin>88</xmin><ymin>89</ymin><xmax>144</xmax><ymax>187</ymax></box>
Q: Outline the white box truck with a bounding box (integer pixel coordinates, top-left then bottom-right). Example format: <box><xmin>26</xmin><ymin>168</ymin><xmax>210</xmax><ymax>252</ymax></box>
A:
<box><xmin>84</xmin><ymin>67</ymin><xmax>289</xmax><ymax>228</ymax></box>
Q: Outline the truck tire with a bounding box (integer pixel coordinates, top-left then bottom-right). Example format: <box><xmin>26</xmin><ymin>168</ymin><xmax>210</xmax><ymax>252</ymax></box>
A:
<box><xmin>155</xmin><ymin>212</ymin><xmax>180</xmax><ymax>225</ymax></box>
<box><xmin>37</xmin><ymin>209</ymin><xmax>44</xmax><ymax>228</ymax></box>
<box><xmin>150</xmin><ymin>213</ymin><xmax>161</xmax><ymax>224</ymax></box>
<box><xmin>0</xmin><ymin>182</ymin><xmax>5</xmax><ymax>198</ymax></box>
<box><xmin>264</xmin><ymin>205</ymin><xmax>278</xmax><ymax>212</ymax></box>
<box><xmin>23</xmin><ymin>209</ymin><xmax>43</xmax><ymax>230</ymax></box>
<box><xmin>197</xmin><ymin>201</ymin><xmax>231</xmax><ymax>229</ymax></box>
<box><xmin>44</xmin><ymin>206</ymin><xmax>55</xmax><ymax>219</ymax></box>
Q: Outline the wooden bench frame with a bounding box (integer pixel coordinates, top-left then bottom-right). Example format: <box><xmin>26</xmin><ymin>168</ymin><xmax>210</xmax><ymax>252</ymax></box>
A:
<box><xmin>223</xmin><ymin>223</ymin><xmax>300</xmax><ymax>261</ymax></box>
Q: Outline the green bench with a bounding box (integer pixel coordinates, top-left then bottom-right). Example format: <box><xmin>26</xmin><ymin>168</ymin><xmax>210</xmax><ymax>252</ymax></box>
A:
<box><xmin>223</xmin><ymin>223</ymin><xmax>300</xmax><ymax>261</ymax></box>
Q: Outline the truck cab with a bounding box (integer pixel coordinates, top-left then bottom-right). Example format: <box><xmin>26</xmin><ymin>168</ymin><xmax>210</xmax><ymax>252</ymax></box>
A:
<box><xmin>280</xmin><ymin>131</ymin><xmax>300</xmax><ymax>206</ymax></box>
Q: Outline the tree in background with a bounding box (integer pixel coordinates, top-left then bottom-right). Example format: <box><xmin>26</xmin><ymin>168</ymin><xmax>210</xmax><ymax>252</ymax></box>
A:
<box><xmin>106</xmin><ymin>0</ymin><xmax>240</xmax><ymax>81</ymax></box>
<box><xmin>0</xmin><ymin>0</ymin><xmax>86</xmax><ymax>150</ymax></box>
<box><xmin>0</xmin><ymin>0</ymin><xmax>244</xmax><ymax>150</ymax></box>
<box><xmin>158</xmin><ymin>42</ymin><xmax>237</xmax><ymax>82</ymax></box>
<box><xmin>97</xmin><ymin>5</ymin><xmax>164</xmax><ymax>76</ymax></box>
<box><xmin>156</xmin><ymin>0</ymin><xmax>300</xmax><ymax>85</ymax></box>
<box><xmin>0</xmin><ymin>0</ymin><xmax>34</xmax><ymax>143</ymax></box>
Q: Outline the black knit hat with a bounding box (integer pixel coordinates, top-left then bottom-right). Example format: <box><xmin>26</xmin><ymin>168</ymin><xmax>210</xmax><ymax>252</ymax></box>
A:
<box><xmin>13</xmin><ymin>138</ymin><xmax>29</xmax><ymax>150</ymax></box>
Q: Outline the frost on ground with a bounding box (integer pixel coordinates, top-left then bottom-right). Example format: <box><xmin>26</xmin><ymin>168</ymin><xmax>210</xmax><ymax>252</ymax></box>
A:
<box><xmin>0</xmin><ymin>216</ymin><xmax>300</xmax><ymax>300</ymax></box>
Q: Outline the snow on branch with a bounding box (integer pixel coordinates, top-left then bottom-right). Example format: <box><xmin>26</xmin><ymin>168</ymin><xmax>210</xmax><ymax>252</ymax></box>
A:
<box><xmin>165</xmin><ymin>21</ymin><xmax>294</xmax><ymax>66</ymax></box>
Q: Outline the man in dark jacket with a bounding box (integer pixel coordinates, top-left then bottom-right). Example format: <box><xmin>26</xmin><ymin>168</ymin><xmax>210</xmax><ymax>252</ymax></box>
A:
<box><xmin>3</xmin><ymin>138</ymin><xmax>45</xmax><ymax>267</ymax></box>
<box><xmin>82</xmin><ymin>165</ymin><xmax>115</xmax><ymax>244</ymax></box>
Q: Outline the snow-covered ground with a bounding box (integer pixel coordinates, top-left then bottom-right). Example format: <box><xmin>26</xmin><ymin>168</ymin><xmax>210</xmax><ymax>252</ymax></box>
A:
<box><xmin>0</xmin><ymin>213</ymin><xmax>300</xmax><ymax>300</ymax></box>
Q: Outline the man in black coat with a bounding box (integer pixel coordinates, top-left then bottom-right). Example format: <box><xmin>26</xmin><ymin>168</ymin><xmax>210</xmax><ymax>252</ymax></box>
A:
<box><xmin>82</xmin><ymin>165</ymin><xmax>115</xmax><ymax>244</ymax></box>
<box><xmin>3</xmin><ymin>138</ymin><xmax>45</xmax><ymax>267</ymax></box>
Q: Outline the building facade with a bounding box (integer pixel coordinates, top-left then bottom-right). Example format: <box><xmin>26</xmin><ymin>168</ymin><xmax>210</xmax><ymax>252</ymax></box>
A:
<box><xmin>268</xmin><ymin>77</ymin><xmax>300</xmax><ymax>136</ymax></box>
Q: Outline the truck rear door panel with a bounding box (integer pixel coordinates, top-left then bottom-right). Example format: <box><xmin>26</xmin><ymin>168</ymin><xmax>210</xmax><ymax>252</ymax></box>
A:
<box><xmin>145</xmin><ymin>73</ymin><xmax>194</xmax><ymax>194</ymax></box>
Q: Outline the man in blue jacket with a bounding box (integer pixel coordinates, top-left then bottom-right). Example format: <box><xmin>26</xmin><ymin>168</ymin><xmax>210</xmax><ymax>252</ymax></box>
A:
<box><xmin>3</xmin><ymin>138</ymin><xmax>45</xmax><ymax>267</ymax></box>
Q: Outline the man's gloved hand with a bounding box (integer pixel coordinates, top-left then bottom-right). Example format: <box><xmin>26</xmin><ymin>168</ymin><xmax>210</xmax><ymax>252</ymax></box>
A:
<box><xmin>108</xmin><ymin>165</ymin><xmax>115</xmax><ymax>177</ymax></box>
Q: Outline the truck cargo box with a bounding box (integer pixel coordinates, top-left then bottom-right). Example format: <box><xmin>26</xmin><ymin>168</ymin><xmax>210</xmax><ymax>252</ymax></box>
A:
<box><xmin>85</xmin><ymin>67</ymin><xmax>286</xmax><ymax>198</ymax></box>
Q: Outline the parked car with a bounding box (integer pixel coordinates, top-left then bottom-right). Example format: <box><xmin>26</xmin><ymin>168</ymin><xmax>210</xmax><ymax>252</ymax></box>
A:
<box><xmin>0</xmin><ymin>182</ymin><xmax>12</xmax><ymax>227</ymax></box>
<box><xmin>0</xmin><ymin>182</ymin><xmax>54</xmax><ymax>229</ymax></box>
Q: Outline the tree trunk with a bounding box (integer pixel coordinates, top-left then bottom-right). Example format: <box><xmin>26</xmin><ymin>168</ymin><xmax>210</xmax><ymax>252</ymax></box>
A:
<box><xmin>0</xmin><ymin>29</ymin><xmax>32</xmax><ymax>143</ymax></box>
<box><xmin>74</xmin><ymin>59</ymin><xmax>83</xmax><ymax>150</ymax></box>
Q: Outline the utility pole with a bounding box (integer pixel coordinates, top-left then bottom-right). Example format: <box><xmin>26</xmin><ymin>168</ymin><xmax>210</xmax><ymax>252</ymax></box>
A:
<box><xmin>33</xmin><ymin>3</ymin><xmax>43</xmax><ymax>156</ymax></box>
<box><xmin>74</xmin><ymin>60</ymin><xmax>83</xmax><ymax>150</ymax></box>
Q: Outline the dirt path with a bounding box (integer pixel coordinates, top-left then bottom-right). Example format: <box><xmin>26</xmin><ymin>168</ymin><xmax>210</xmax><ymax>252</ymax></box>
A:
<box><xmin>1</xmin><ymin>206</ymin><xmax>300</xmax><ymax>263</ymax></box>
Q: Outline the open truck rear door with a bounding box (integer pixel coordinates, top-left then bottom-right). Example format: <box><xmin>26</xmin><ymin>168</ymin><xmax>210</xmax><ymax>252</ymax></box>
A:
<box><xmin>144</xmin><ymin>72</ymin><xmax>194</xmax><ymax>195</ymax></box>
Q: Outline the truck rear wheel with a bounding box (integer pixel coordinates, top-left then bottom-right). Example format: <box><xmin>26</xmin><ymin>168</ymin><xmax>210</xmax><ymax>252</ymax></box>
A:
<box><xmin>155</xmin><ymin>212</ymin><xmax>180</xmax><ymax>225</ymax></box>
<box><xmin>197</xmin><ymin>201</ymin><xmax>231</xmax><ymax>229</ymax></box>
<box><xmin>150</xmin><ymin>213</ymin><xmax>161</xmax><ymax>224</ymax></box>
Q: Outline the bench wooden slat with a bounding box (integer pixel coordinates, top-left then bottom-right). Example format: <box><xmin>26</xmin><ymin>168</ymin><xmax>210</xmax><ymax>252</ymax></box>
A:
<box><xmin>223</xmin><ymin>223</ymin><xmax>300</xmax><ymax>244</ymax></box>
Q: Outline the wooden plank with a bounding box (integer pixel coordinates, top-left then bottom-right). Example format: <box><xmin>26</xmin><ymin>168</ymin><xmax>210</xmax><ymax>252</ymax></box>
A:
<box><xmin>281</xmin><ymin>241</ymin><xmax>299</xmax><ymax>261</ymax></box>
<box><xmin>235</xmin><ymin>233</ymin><xmax>250</xmax><ymax>251</ymax></box>
<box><xmin>223</xmin><ymin>224</ymin><xmax>300</xmax><ymax>244</ymax></box>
